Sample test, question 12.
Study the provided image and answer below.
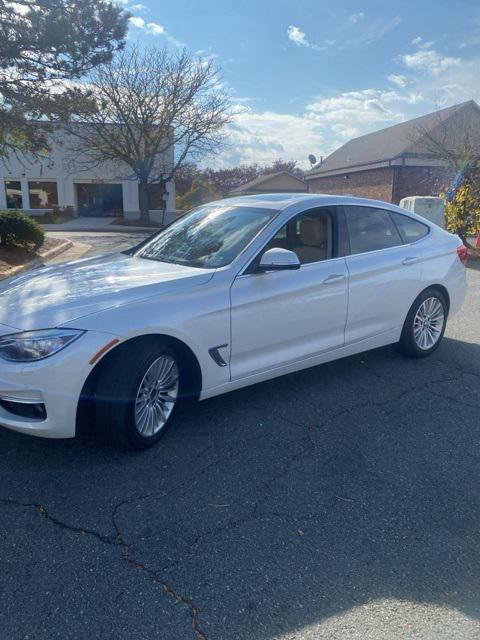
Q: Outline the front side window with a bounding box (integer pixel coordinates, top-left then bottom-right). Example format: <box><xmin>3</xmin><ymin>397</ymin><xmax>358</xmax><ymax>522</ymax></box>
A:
<box><xmin>134</xmin><ymin>205</ymin><xmax>278</xmax><ymax>269</ymax></box>
<box><xmin>345</xmin><ymin>206</ymin><xmax>402</xmax><ymax>255</ymax></box>
<box><xmin>266</xmin><ymin>208</ymin><xmax>333</xmax><ymax>264</ymax></box>
<box><xmin>5</xmin><ymin>180</ymin><xmax>22</xmax><ymax>209</ymax></box>
<box><xmin>392</xmin><ymin>213</ymin><xmax>429</xmax><ymax>243</ymax></box>
<box><xmin>28</xmin><ymin>181</ymin><xmax>59</xmax><ymax>209</ymax></box>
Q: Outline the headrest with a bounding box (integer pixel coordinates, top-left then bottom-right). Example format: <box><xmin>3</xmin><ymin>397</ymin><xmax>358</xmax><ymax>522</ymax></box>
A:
<box><xmin>299</xmin><ymin>218</ymin><xmax>326</xmax><ymax>246</ymax></box>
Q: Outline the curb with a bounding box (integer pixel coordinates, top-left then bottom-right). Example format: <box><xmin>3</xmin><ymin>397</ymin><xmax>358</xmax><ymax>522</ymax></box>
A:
<box><xmin>0</xmin><ymin>239</ymin><xmax>73</xmax><ymax>280</ymax></box>
<box><xmin>42</xmin><ymin>225</ymin><xmax>159</xmax><ymax>233</ymax></box>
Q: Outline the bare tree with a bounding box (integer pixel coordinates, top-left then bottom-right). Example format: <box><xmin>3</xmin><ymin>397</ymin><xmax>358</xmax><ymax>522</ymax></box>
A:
<box><xmin>409</xmin><ymin>102</ymin><xmax>480</xmax><ymax>250</ymax></box>
<box><xmin>64</xmin><ymin>46</ymin><xmax>231</xmax><ymax>221</ymax></box>
<box><xmin>410</xmin><ymin>102</ymin><xmax>480</xmax><ymax>173</ymax></box>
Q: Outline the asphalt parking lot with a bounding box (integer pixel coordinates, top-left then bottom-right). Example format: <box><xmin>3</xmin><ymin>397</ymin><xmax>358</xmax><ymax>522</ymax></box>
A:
<box><xmin>1</xmin><ymin>236</ymin><xmax>480</xmax><ymax>639</ymax></box>
<box><xmin>47</xmin><ymin>230</ymin><xmax>153</xmax><ymax>259</ymax></box>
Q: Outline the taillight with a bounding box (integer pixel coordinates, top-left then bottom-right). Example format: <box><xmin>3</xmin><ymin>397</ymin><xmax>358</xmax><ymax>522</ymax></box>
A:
<box><xmin>456</xmin><ymin>244</ymin><xmax>468</xmax><ymax>265</ymax></box>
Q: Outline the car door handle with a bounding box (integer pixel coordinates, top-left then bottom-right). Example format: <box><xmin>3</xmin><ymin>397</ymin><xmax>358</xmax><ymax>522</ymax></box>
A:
<box><xmin>402</xmin><ymin>256</ymin><xmax>419</xmax><ymax>265</ymax></box>
<box><xmin>323</xmin><ymin>274</ymin><xmax>346</xmax><ymax>285</ymax></box>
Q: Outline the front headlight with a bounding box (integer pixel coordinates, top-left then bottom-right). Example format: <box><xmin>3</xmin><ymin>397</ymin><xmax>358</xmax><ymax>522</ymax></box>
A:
<box><xmin>0</xmin><ymin>329</ymin><xmax>85</xmax><ymax>362</ymax></box>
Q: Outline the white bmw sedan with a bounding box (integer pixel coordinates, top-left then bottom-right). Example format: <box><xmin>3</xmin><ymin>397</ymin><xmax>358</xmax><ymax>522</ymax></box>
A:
<box><xmin>0</xmin><ymin>194</ymin><xmax>467</xmax><ymax>449</ymax></box>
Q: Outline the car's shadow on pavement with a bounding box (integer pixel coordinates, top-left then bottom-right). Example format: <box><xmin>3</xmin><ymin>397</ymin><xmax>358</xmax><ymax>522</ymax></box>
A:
<box><xmin>1</xmin><ymin>337</ymin><xmax>480</xmax><ymax>639</ymax></box>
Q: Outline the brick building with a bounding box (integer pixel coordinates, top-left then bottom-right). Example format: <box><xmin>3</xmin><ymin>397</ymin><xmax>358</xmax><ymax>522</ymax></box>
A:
<box><xmin>306</xmin><ymin>100</ymin><xmax>480</xmax><ymax>204</ymax></box>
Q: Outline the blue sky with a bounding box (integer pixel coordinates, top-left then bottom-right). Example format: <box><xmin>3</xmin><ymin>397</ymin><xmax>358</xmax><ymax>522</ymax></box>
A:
<box><xmin>121</xmin><ymin>0</ymin><xmax>480</xmax><ymax>167</ymax></box>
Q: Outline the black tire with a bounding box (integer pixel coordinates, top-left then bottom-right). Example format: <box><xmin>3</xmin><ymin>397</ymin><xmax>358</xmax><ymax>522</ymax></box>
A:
<box><xmin>93</xmin><ymin>337</ymin><xmax>182</xmax><ymax>450</ymax></box>
<box><xmin>399</xmin><ymin>287</ymin><xmax>448</xmax><ymax>358</ymax></box>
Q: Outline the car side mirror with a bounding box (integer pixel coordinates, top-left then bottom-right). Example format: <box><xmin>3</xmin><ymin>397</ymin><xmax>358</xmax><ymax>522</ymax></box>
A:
<box><xmin>256</xmin><ymin>248</ymin><xmax>301</xmax><ymax>272</ymax></box>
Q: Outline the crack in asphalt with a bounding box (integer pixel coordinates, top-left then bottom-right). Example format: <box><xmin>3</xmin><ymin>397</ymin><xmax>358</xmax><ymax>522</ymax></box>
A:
<box><xmin>0</xmin><ymin>498</ymin><xmax>115</xmax><ymax>544</ymax></box>
<box><xmin>1</xmin><ymin>360</ymin><xmax>474</xmax><ymax>639</ymax></box>
<box><xmin>0</xmin><ymin>498</ymin><xmax>208</xmax><ymax>640</ymax></box>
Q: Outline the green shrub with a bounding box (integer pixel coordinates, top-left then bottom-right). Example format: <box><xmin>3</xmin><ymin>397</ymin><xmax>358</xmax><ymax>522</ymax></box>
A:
<box><xmin>0</xmin><ymin>210</ymin><xmax>45</xmax><ymax>251</ymax></box>
<box><xmin>40</xmin><ymin>206</ymin><xmax>75</xmax><ymax>224</ymax></box>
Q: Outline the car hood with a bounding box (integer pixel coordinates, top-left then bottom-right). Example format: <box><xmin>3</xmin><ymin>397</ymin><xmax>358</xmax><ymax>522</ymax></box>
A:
<box><xmin>0</xmin><ymin>253</ymin><xmax>214</xmax><ymax>331</ymax></box>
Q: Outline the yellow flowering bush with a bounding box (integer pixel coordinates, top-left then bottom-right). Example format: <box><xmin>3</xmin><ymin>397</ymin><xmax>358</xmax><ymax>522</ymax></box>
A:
<box><xmin>444</xmin><ymin>175</ymin><xmax>480</xmax><ymax>245</ymax></box>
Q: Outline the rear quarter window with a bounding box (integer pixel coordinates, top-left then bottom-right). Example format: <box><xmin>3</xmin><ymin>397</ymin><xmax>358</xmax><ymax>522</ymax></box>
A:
<box><xmin>344</xmin><ymin>206</ymin><xmax>403</xmax><ymax>255</ymax></box>
<box><xmin>392</xmin><ymin>213</ymin><xmax>429</xmax><ymax>243</ymax></box>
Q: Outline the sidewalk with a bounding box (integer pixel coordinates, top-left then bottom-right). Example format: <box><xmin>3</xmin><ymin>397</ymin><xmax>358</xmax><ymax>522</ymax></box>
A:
<box><xmin>41</xmin><ymin>216</ymin><xmax>159</xmax><ymax>232</ymax></box>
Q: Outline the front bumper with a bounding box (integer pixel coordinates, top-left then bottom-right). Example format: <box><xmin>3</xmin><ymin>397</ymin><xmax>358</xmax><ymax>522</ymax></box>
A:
<box><xmin>0</xmin><ymin>329</ymin><xmax>122</xmax><ymax>438</ymax></box>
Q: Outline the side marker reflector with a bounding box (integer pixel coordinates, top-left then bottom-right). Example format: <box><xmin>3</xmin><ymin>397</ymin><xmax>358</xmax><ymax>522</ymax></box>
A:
<box><xmin>89</xmin><ymin>339</ymin><xmax>120</xmax><ymax>365</ymax></box>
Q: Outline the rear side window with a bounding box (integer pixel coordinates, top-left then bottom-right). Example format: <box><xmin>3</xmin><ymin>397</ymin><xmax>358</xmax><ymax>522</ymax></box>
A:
<box><xmin>392</xmin><ymin>213</ymin><xmax>429</xmax><ymax>243</ymax></box>
<box><xmin>344</xmin><ymin>206</ymin><xmax>403</xmax><ymax>255</ymax></box>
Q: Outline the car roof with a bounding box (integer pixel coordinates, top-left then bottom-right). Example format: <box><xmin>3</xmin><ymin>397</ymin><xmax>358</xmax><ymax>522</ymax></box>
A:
<box><xmin>212</xmin><ymin>192</ymin><xmax>415</xmax><ymax>214</ymax></box>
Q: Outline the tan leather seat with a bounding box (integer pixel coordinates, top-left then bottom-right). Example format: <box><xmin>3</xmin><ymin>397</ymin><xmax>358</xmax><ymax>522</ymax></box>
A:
<box><xmin>294</xmin><ymin>217</ymin><xmax>330</xmax><ymax>263</ymax></box>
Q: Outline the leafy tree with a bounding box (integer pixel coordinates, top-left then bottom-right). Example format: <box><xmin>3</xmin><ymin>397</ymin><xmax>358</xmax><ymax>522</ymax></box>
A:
<box><xmin>201</xmin><ymin>165</ymin><xmax>261</xmax><ymax>197</ymax></box>
<box><xmin>0</xmin><ymin>0</ymin><xmax>129</xmax><ymax>156</ymax></box>
<box><xmin>65</xmin><ymin>46</ymin><xmax>230</xmax><ymax>220</ymax></box>
<box><xmin>174</xmin><ymin>163</ymin><xmax>201</xmax><ymax>199</ymax></box>
<box><xmin>197</xmin><ymin>160</ymin><xmax>304</xmax><ymax>197</ymax></box>
<box><xmin>444</xmin><ymin>168</ymin><xmax>480</xmax><ymax>247</ymax></box>
<box><xmin>265</xmin><ymin>159</ymin><xmax>304</xmax><ymax>178</ymax></box>
<box><xmin>176</xmin><ymin>177</ymin><xmax>221</xmax><ymax>210</ymax></box>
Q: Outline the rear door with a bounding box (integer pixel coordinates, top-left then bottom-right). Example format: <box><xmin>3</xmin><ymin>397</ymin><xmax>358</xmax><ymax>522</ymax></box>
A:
<box><xmin>229</xmin><ymin>207</ymin><xmax>349</xmax><ymax>380</ymax></box>
<box><xmin>341</xmin><ymin>205</ymin><xmax>423</xmax><ymax>344</ymax></box>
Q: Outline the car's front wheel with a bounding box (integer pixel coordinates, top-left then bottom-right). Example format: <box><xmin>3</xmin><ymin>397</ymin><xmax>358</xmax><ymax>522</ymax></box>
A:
<box><xmin>94</xmin><ymin>338</ymin><xmax>182</xmax><ymax>450</ymax></box>
<box><xmin>399</xmin><ymin>288</ymin><xmax>448</xmax><ymax>358</ymax></box>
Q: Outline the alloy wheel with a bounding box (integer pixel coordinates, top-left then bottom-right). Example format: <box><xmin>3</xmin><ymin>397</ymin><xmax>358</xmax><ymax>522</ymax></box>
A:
<box><xmin>134</xmin><ymin>355</ymin><xmax>179</xmax><ymax>436</ymax></box>
<box><xmin>413</xmin><ymin>296</ymin><xmax>445</xmax><ymax>351</ymax></box>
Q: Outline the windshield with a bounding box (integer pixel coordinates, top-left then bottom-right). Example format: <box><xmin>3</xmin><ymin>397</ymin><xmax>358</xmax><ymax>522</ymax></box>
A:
<box><xmin>133</xmin><ymin>204</ymin><xmax>278</xmax><ymax>268</ymax></box>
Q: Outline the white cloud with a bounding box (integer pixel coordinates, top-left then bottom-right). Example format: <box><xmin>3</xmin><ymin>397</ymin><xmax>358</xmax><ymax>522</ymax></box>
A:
<box><xmin>287</xmin><ymin>26</ymin><xmax>338</xmax><ymax>52</ymax></box>
<box><xmin>215</xmin><ymin>88</ymin><xmax>426</xmax><ymax>168</ymax></box>
<box><xmin>287</xmin><ymin>25</ymin><xmax>326</xmax><ymax>52</ymax></box>
<box><xmin>305</xmin><ymin>89</ymin><xmax>420</xmax><ymax>140</ymax></box>
<box><xmin>146</xmin><ymin>22</ymin><xmax>165</xmax><ymax>35</ymax></box>
<box><xmin>342</xmin><ymin>16</ymin><xmax>402</xmax><ymax>48</ymax></box>
<box><xmin>412</xmin><ymin>36</ymin><xmax>423</xmax><ymax>45</ymax></box>
<box><xmin>129</xmin><ymin>16</ymin><xmax>146</xmax><ymax>28</ymax></box>
<box><xmin>287</xmin><ymin>16</ymin><xmax>401</xmax><ymax>55</ymax></box>
<box><xmin>287</xmin><ymin>25</ymin><xmax>308</xmax><ymax>47</ymax></box>
<box><xmin>128</xmin><ymin>15</ymin><xmax>183</xmax><ymax>46</ymax></box>
<box><xmin>349</xmin><ymin>12</ymin><xmax>365</xmax><ymax>24</ymax></box>
<box><xmin>129</xmin><ymin>16</ymin><xmax>165</xmax><ymax>35</ymax></box>
<box><xmin>400</xmin><ymin>47</ymin><xmax>461</xmax><ymax>76</ymax></box>
<box><xmin>214</xmin><ymin>106</ymin><xmax>326</xmax><ymax>167</ymax></box>
<box><xmin>387</xmin><ymin>74</ymin><xmax>408</xmax><ymax>88</ymax></box>
<box><xmin>211</xmin><ymin>24</ymin><xmax>480</xmax><ymax>169</ymax></box>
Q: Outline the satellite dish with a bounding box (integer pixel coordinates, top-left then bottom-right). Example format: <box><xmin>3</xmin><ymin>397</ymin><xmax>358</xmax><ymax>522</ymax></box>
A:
<box><xmin>308</xmin><ymin>154</ymin><xmax>317</xmax><ymax>166</ymax></box>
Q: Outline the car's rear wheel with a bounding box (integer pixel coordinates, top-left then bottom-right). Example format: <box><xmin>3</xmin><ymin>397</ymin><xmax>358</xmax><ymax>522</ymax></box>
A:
<box><xmin>399</xmin><ymin>288</ymin><xmax>448</xmax><ymax>358</ymax></box>
<box><xmin>93</xmin><ymin>338</ymin><xmax>182</xmax><ymax>450</ymax></box>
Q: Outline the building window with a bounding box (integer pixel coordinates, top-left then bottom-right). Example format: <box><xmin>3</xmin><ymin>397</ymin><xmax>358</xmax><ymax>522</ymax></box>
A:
<box><xmin>28</xmin><ymin>181</ymin><xmax>59</xmax><ymax>209</ymax></box>
<box><xmin>5</xmin><ymin>180</ymin><xmax>23</xmax><ymax>209</ymax></box>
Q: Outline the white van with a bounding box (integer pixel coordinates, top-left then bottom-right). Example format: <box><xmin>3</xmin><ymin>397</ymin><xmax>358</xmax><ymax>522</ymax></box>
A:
<box><xmin>399</xmin><ymin>196</ymin><xmax>445</xmax><ymax>228</ymax></box>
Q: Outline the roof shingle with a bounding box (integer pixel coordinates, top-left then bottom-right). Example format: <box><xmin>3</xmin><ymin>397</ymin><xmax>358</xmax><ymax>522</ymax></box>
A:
<box><xmin>306</xmin><ymin>100</ymin><xmax>479</xmax><ymax>177</ymax></box>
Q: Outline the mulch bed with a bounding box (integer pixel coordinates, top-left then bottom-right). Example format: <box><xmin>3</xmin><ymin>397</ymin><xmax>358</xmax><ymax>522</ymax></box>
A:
<box><xmin>0</xmin><ymin>237</ymin><xmax>65</xmax><ymax>278</ymax></box>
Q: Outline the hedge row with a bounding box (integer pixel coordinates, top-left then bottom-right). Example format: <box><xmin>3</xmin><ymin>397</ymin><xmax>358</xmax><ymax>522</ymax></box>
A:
<box><xmin>0</xmin><ymin>210</ymin><xmax>45</xmax><ymax>251</ymax></box>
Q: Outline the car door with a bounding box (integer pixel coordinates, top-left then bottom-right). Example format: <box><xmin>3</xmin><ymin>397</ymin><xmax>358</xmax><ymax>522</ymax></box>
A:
<box><xmin>341</xmin><ymin>205</ymin><xmax>423</xmax><ymax>344</ymax></box>
<box><xmin>229</xmin><ymin>207</ymin><xmax>349</xmax><ymax>380</ymax></box>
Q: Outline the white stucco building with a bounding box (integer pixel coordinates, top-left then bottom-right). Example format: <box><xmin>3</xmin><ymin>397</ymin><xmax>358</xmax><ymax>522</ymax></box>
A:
<box><xmin>0</xmin><ymin>125</ymin><xmax>176</xmax><ymax>224</ymax></box>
